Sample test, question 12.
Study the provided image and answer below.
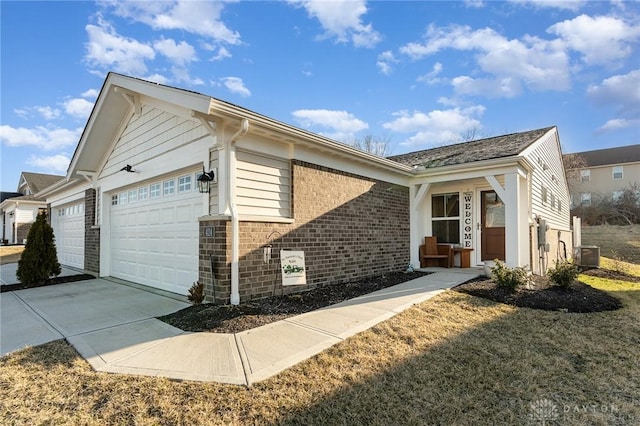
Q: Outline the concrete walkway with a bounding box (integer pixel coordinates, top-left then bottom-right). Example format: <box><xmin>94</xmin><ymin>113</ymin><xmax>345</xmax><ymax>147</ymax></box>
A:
<box><xmin>0</xmin><ymin>263</ymin><xmax>83</xmax><ymax>285</ymax></box>
<box><xmin>1</xmin><ymin>270</ymin><xmax>479</xmax><ymax>386</ymax></box>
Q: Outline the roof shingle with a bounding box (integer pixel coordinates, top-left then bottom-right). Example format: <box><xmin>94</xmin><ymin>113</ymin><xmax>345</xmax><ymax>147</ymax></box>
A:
<box><xmin>563</xmin><ymin>144</ymin><xmax>640</xmax><ymax>168</ymax></box>
<box><xmin>388</xmin><ymin>126</ymin><xmax>555</xmax><ymax>168</ymax></box>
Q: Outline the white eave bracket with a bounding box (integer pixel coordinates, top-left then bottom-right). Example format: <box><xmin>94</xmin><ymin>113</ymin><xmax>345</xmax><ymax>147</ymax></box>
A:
<box><xmin>114</xmin><ymin>87</ymin><xmax>141</xmax><ymax>116</ymax></box>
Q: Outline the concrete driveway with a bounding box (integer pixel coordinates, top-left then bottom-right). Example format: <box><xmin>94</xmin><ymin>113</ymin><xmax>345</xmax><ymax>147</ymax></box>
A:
<box><xmin>1</xmin><ymin>279</ymin><xmax>189</xmax><ymax>357</ymax></box>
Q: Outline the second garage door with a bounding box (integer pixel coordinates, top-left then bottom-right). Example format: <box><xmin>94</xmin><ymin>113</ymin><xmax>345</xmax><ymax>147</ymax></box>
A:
<box><xmin>52</xmin><ymin>201</ymin><xmax>85</xmax><ymax>269</ymax></box>
<box><xmin>110</xmin><ymin>173</ymin><xmax>202</xmax><ymax>295</ymax></box>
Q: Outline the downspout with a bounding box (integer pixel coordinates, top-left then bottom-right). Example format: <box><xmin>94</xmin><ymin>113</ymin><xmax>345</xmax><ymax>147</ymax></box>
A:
<box><xmin>226</xmin><ymin>118</ymin><xmax>249</xmax><ymax>305</ymax></box>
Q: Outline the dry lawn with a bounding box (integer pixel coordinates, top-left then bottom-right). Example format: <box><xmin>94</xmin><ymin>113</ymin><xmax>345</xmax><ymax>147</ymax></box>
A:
<box><xmin>581</xmin><ymin>224</ymin><xmax>640</xmax><ymax>264</ymax></box>
<box><xmin>0</xmin><ymin>246</ymin><xmax>24</xmax><ymax>265</ymax></box>
<box><xmin>1</xmin><ymin>258</ymin><xmax>639</xmax><ymax>425</ymax></box>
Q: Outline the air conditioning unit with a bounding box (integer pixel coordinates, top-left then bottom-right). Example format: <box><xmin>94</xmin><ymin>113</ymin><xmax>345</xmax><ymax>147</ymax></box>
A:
<box><xmin>574</xmin><ymin>246</ymin><xmax>600</xmax><ymax>268</ymax></box>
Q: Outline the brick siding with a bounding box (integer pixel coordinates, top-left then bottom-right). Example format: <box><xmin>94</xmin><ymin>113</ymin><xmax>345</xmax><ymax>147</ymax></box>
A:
<box><xmin>200</xmin><ymin>160</ymin><xmax>410</xmax><ymax>303</ymax></box>
<box><xmin>84</xmin><ymin>189</ymin><xmax>100</xmax><ymax>273</ymax></box>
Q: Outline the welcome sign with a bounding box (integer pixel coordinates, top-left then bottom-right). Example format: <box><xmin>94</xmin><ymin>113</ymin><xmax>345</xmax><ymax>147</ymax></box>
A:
<box><xmin>463</xmin><ymin>192</ymin><xmax>473</xmax><ymax>248</ymax></box>
<box><xmin>280</xmin><ymin>250</ymin><xmax>307</xmax><ymax>286</ymax></box>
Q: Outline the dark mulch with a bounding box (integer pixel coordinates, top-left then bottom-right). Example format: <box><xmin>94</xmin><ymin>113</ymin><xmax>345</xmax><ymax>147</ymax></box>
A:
<box><xmin>453</xmin><ymin>274</ymin><xmax>623</xmax><ymax>313</ymax></box>
<box><xmin>0</xmin><ymin>274</ymin><xmax>96</xmax><ymax>293</ymax></box>
<box><xmin>158</xmin><ymin>271</ymin><xmax>430</xmax><ymax>333</ymax></box>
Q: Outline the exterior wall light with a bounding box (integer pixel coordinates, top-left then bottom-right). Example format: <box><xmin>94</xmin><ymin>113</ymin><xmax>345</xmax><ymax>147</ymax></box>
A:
<box><xmin>197</xmin><ymin>166</ymin><xmax>217</xmax><ymax>193</ymax></box>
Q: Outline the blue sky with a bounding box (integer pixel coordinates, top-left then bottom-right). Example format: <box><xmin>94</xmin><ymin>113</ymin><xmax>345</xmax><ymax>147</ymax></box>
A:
<box><xmin>1</xmin><ymin>0</ymin><xmax>639</xmax><ymax>190</ymax></box>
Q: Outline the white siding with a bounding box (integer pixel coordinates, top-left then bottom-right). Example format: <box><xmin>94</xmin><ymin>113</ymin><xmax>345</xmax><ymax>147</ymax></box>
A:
<box><xmin>236</xmin><ymin>150</ymin><xmax>291</xmax><ymax>218</ymax></box>
<box><xmin>524</xmin><ymin>131</ymin><xmax>571</xmax><ymax>230</ymax></box>
<box><xmin>15</xmin><ymin>207</ymin><xmax>37</xmax><ymax>223</ymax></box>
<box><xmin>101</xmin><ymin>104</ymin><xmax>208</xmax><ymax>178</ymax></box>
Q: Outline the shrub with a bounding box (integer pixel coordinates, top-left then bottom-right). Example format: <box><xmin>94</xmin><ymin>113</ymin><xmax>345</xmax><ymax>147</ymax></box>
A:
<box><xmin>547</xmin><ymin>260</ymin><xmax>579</xmax><ymax>289</ymax></box>
<box><xmin>491</xmin><ymin>260</ymin><xmax>529</xmax><ymax>292</ymax></box>
<box><xmin>16</xmin><ymin>211</ymin><xmax>61</xmax><ymax>286</ymax></box>
<box><xmin>188</xmin><ymin>281</ymin><xmax>205</xmax><ymax>305</ymax></box>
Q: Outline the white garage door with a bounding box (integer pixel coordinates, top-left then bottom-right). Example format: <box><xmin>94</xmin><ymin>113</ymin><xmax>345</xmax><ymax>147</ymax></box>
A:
<box><xmin>110</xmin><ymin>172</ymin><xmax>202</xmax><ymax>295</ymax></box>
<box><xmin>53</xmin><ymin>202</ymin><xmax>85</xmax><ymax>269</ymax></box>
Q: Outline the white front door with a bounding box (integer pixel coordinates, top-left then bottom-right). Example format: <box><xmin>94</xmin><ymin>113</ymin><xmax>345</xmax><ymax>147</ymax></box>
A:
<box><xmin>109</xmin><ymin>175</ymin><xmax>201</xmax><ymax>295</ymax></box>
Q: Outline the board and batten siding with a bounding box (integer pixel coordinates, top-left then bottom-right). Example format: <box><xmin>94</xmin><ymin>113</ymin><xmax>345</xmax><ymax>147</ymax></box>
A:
<box><xmin>525</xmin><ymin>131</ymin><xmax>571</xmax><ymax>230</ymax></box>
<box><xmin>236</xmin><ymin>150</ymin><xmax>291</xmax><ymax>218</ymax></box>
<box><xmin>101</xmin><ymin>105</ymin><xmax>208</xmax><ymax>178</ymax></box>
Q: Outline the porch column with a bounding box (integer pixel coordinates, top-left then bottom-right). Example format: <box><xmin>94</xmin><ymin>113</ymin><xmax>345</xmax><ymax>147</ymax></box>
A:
<box><xmin>409</xmin><ymin>183</ymin><xmax>429</xmax><ymax>268</ymax></box>
<box><xmin>504</xmin><ymin>172</ymin><xmax>529</xmax><ymax>267</ymax></box>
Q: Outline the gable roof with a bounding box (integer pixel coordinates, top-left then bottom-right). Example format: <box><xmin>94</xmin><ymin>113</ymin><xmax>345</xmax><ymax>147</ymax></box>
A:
<box><xmin>20</xmin><ymin>172</ymin><xmax>64</xmax><ymax>193</ymax></box>
<box><xmin>387</xmin><ymin>127</ymin><xmax>555</xmax><ymax>169</ymax></box>
<box><xmin>563</xmin><ymin>144</ymin><xmax>640</xmax><ymax>168</ymax></box>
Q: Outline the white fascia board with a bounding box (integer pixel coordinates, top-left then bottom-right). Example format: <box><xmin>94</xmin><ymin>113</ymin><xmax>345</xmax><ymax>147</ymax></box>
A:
<box><xmin>47</xmin><ymin>181</ymin><xmax>91</xmax><ymax>207</ymax></box>
<box><xmin>411</xmin><ymin>156</ymin><xmax>534</xmax><ymax>185</ymax></box>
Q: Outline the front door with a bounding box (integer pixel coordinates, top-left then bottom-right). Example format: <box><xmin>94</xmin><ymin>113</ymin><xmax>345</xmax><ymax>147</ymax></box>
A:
<box><xmin>481</xmin><ymin>190</ymin><xmax>505</xmax><ymax>261</ymax></box>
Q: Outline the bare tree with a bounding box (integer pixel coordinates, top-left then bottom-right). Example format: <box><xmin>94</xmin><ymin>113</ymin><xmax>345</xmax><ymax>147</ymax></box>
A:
<box><xmin>350</xmin><ymin>134</ymin><xmax>392</xmax><ymax>157</ymax></box>
<box><xmin>562</xmin><ymin>152</ymin><xmax>587</xmax><ymax>192</ymax></box>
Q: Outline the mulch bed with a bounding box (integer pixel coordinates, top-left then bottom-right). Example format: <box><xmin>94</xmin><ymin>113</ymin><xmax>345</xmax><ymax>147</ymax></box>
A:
<box><xmin>158</xmin><ymin>271</ymin><xmax>430</xmax><ymax>334</ymax></box>
<box><xmin>0</xmin><ymin>274</ymin><xmax>96</xmax><ymax>293</ymax></box>
<box><xmin>453</xmin><ymin>274</ymin><xmax>623</xmax><ymax>313</ymax></box>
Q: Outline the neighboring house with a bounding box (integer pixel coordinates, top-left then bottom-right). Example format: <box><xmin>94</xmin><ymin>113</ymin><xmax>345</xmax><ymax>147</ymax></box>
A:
<box><xmin>40</xmin><ymin>73</ymin><xmax>572</xmax><ymax>303</ymax></box>
<box><xmin>0</xmin><ymin>172</ymin><xmax>64</xmax><ymax>244</ymax></box>
<box><xmin>564</xmin><ymin>145</ymin><xmax>640</xmax><ymax>208</ymax></box>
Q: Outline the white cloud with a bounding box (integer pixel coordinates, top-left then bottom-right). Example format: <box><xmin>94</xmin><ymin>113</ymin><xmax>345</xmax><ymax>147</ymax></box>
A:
<box><xmin>84</xmin><ymin>18</ymin><xmax>155</xmax><ymax>75</ymax></box>
<box><xmin>511</xmin><ymin>0</ymin><xmax>586</xmax><ymax>11</ymax></box>
<box><xmin>291</xmin><ymin>0</ymin><xmax>381</xmax><ymax>48</ymax></box>
<box><xmin>26</xmin><ymin>154</ymin><xmax>71</xmax><ymax>174</ymax></box>
<box><xmin>81</xmin><ymin>89</ymin><xmax>99</xmax><ymax>98</ymax></box>
<box><xmin>465</xmin><ymin>0</ymin><xmax>485</xmax><ymax>8</ymax></box>
<box><xmin>211</xmin><ymin>46</ymin><xmax>232</xmax><ymax>61</ymax></box>
<box><xmin>153</xmin><ymin>38</ymin><xmax>197</xmax><ymax>66</ymax></box>
<box><xmin>377</xmin><ymin>50</ymin><xmax>398</xmax><ymax>75</ymax></box>
<box><xmin>36</xmin><ymin>106</ymin><xmax>61</xmax><ymax>120</ymax></box>
<box><xmin>143</xmin><ymin>73</ymin><xmax>171</xmax><ymax>85</ymax></box>
<box><xmin>171</xmin><ymin>67</ymin><xmax>205</xmax><ymax>86</ymax></box>
<box><xmin>382</xmin><ymin>106</ymin><xmax>485</xmax><ymax>147</ymax></box>
<box><xmin>417</xmin><ymin>62</ymin><xmax>444</xmax><ymax>85</ymax></box>
<box><xmin>64</xmin><ymin>98</ymin><xmax>94</xmax><ymax>119</ymax></box>
<box><xmin>400</xmin><ymin>24</ymin><xmax>571</xmax><ymax>96</ymax></box>
<box><xmin>0</xmin><ymin>125</ymin><xmax>82</xmax><ymax>150</ymax></box>
<box><xmin>105</xmin><ymin>0</ymin><xmax>241</xmax><ymax>44</ymax></box>
<box><xmin>548</xmin><ymin>15</ymin><xmax>640</xmax><ymax>66</ymax></box>
<box><xmin>221</xmin><ymin>77</ymin><xmax>251</xmax><ymax>97</ymax></box>
<box><xmin>596</xmin><ymin>118</ymin><xmax>640</xmax><ymax>133</ymax></box>
<box><xmin>292</xmin><ymin>109</ymin><xmax>369</xmax><ymax>141</ymax></box>
<box><xmin>587</xmin><ymin>70</ymin><xmax>640</xmax><ymax>115</ymax></box>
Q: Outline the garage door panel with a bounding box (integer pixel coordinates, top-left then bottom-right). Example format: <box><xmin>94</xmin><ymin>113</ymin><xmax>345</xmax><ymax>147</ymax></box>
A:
<box><xmin>111</xmin><ymin>185</ymin><xmax>200</xmax><ymax>295</ymax></box>
<box><xmin>52</xmin><ymin>201</ymin><xmax>85</xmax><ymax>269</ymax></box>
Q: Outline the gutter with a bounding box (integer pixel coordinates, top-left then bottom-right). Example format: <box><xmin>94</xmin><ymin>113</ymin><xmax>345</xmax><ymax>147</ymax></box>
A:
<box><xmin>226</xmin><ymin>118</ymin><xmax>249</xmax><ymax>305</ymax></box>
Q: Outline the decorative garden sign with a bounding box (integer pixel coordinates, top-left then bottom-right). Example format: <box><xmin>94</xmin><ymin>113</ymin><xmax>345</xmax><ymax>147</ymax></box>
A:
<box><xmin>280</xmin><ymin>250</ymin><xmax>307</xmax><ymax>286</ymax></box>
<box><xmin>463</xmin><ymin>192</ymin><xmax>473</xmax><ymax>248</ymax></box>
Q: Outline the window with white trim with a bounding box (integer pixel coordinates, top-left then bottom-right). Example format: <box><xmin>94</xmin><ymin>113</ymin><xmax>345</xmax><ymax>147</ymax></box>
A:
<box><xmin>541</xmin><ymin>186</ymin><xmax>548</xmax><ymax>205</ymax></box>
<box><xmin>119</xmin><ymin>191</ymin><xmax>127</xmax><ymax>205</ymax></box>
<box><xmin>612</xmin><ymin>165</ymin><xmax>623</xmax><ymax>179</ymax></box>
<box><xmin>163</xmin><ymin>180</ymin><xmax>175</xmax><ymax>196</ymax></box>
<box><xmin>138</xmin><ymin>186</ymin><xmax>148</xmax><ymax>201</ymax></box>
<box><xmin>581</xmin><ymin>192</ymin><xmax>591</xmax><ymax>206</ymax></box>
<box><xmin>580</xmin><ymin>169</ymin><xmax>590</xmax><ymax>182</ymax></box>
<box><xmin>431</xmin><ymin>193</ymin><xmax>460</xmax><ymax>244</ymax></box>
<box><xmin>128</xmin><ymin>189</ymin><xmax>137</xmax><ymax>203</ymax></box>
<box><xmin>178</xmin><ymin>175</ymin><xmax>192</xmax><ymax>193</ymax></box>
<box><xmin>613</xmin><ymin>190</ymin><xmax>623</xmax><ymax>202</ymax></box>
<box><xmin>550</xmin><ymin>193</ymin><xmax>555</xmax><ymax>208</ymax></box>
<box><xmin>150</xmin><ymin>183</ymin><xmax>161</xmax><ymax>199</ymax></box>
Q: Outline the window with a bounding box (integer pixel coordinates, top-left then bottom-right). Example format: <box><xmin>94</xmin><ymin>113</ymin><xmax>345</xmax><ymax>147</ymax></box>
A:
<box><xmin>138</xmin><ymin>186</ymin><xmax>148</xmax><ymax>201</ymax></box>
<box><xmin>111</xmin><ymin>194</ymin><xmax>118</xmax><ymax>206</ymax></box>
<box><xmin>150</xmin><ymin>183</ymin><xmax>161</xmax><ymax>198</ymax></box>
<box><xmin>581</xmin><ymin>192</ymin><xmax>591</xmax><ymax>206</ymax></box>
<box><xmin>128</xmin><ymin>189</ymin><xmax>137</xmax><ymax>203</ymax></box>
<box><xmin>163</xmin><ymin>180</ymin><xmax>175</xmax><ymax>196</ymax></box>
<box><xmin>550</xmin><ymin>193</ymin><xmax>555</xmax><ymax>208</ymax></box>
<box><xmin>178</xmin><ymin>175</ymin><xmax>192</xmax><ymax>193</ymax></box>
<box><xmin>431</xmin><ymin>193</ymin><xmax>460</xmax><ymax>244</ymax></box>
<box><xmin>541</xmin><ymin>186</ymin><xmax>548</xmax><ymax>205</ymax></box>
<box><xmin>580</xmin><ymin>169</ymin><xmax>590</xmax><ymax>182</ymax></box>
<box><xmin>612</xmin><ymin>166</ymin><xmax>623</xmax><ymax>179</ymax></box>
<box><xmin>613</xmin><ymin>190</ymin><xmax>623</xmax><ymax>202</ymax></box>
<box><xmin>119</xmin><ymin>191</ymin><xmax>127</xmax><ymax>205</ymax></box>
<box><xmin>558</xmin><ymin>199</ymin><xmax>562</xmax><ymax>212</ymax></box>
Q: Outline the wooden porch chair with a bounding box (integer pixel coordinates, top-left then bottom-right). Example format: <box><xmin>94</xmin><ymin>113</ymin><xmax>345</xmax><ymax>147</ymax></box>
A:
<box><xmin>419</xmin><ymin>236</ymin><xmax>453</xmax><ymax>268</ymax></box>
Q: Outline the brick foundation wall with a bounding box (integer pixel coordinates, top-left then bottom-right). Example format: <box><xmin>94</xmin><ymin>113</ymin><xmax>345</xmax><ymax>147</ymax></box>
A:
<box><xmin>84</xmin><ymin>189</ymin><xmax>100</xmax><ymax>273</ymax></box>
<box><xmin>200</xmin><ymin>160</ymin><xmax>410</xmax><ymax>303</ymax></box>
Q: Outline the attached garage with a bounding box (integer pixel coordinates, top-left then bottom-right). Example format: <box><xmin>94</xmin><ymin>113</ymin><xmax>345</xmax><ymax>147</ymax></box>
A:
<box><xmin>52</xmin><ymin>201</ymin><xmax>85</xmax><ymax>269</ymax></box>
<box><xmin>109</xmin><ymin>171</ymin><xmax>202</xmax><ymax>295</ymax></box>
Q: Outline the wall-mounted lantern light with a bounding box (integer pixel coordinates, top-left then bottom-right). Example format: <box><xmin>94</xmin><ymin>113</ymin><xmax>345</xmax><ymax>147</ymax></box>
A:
<box><xmin>197</xmin><ymin>166</ymin><xmax>217</xmax><ymax>193</ymax></box>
